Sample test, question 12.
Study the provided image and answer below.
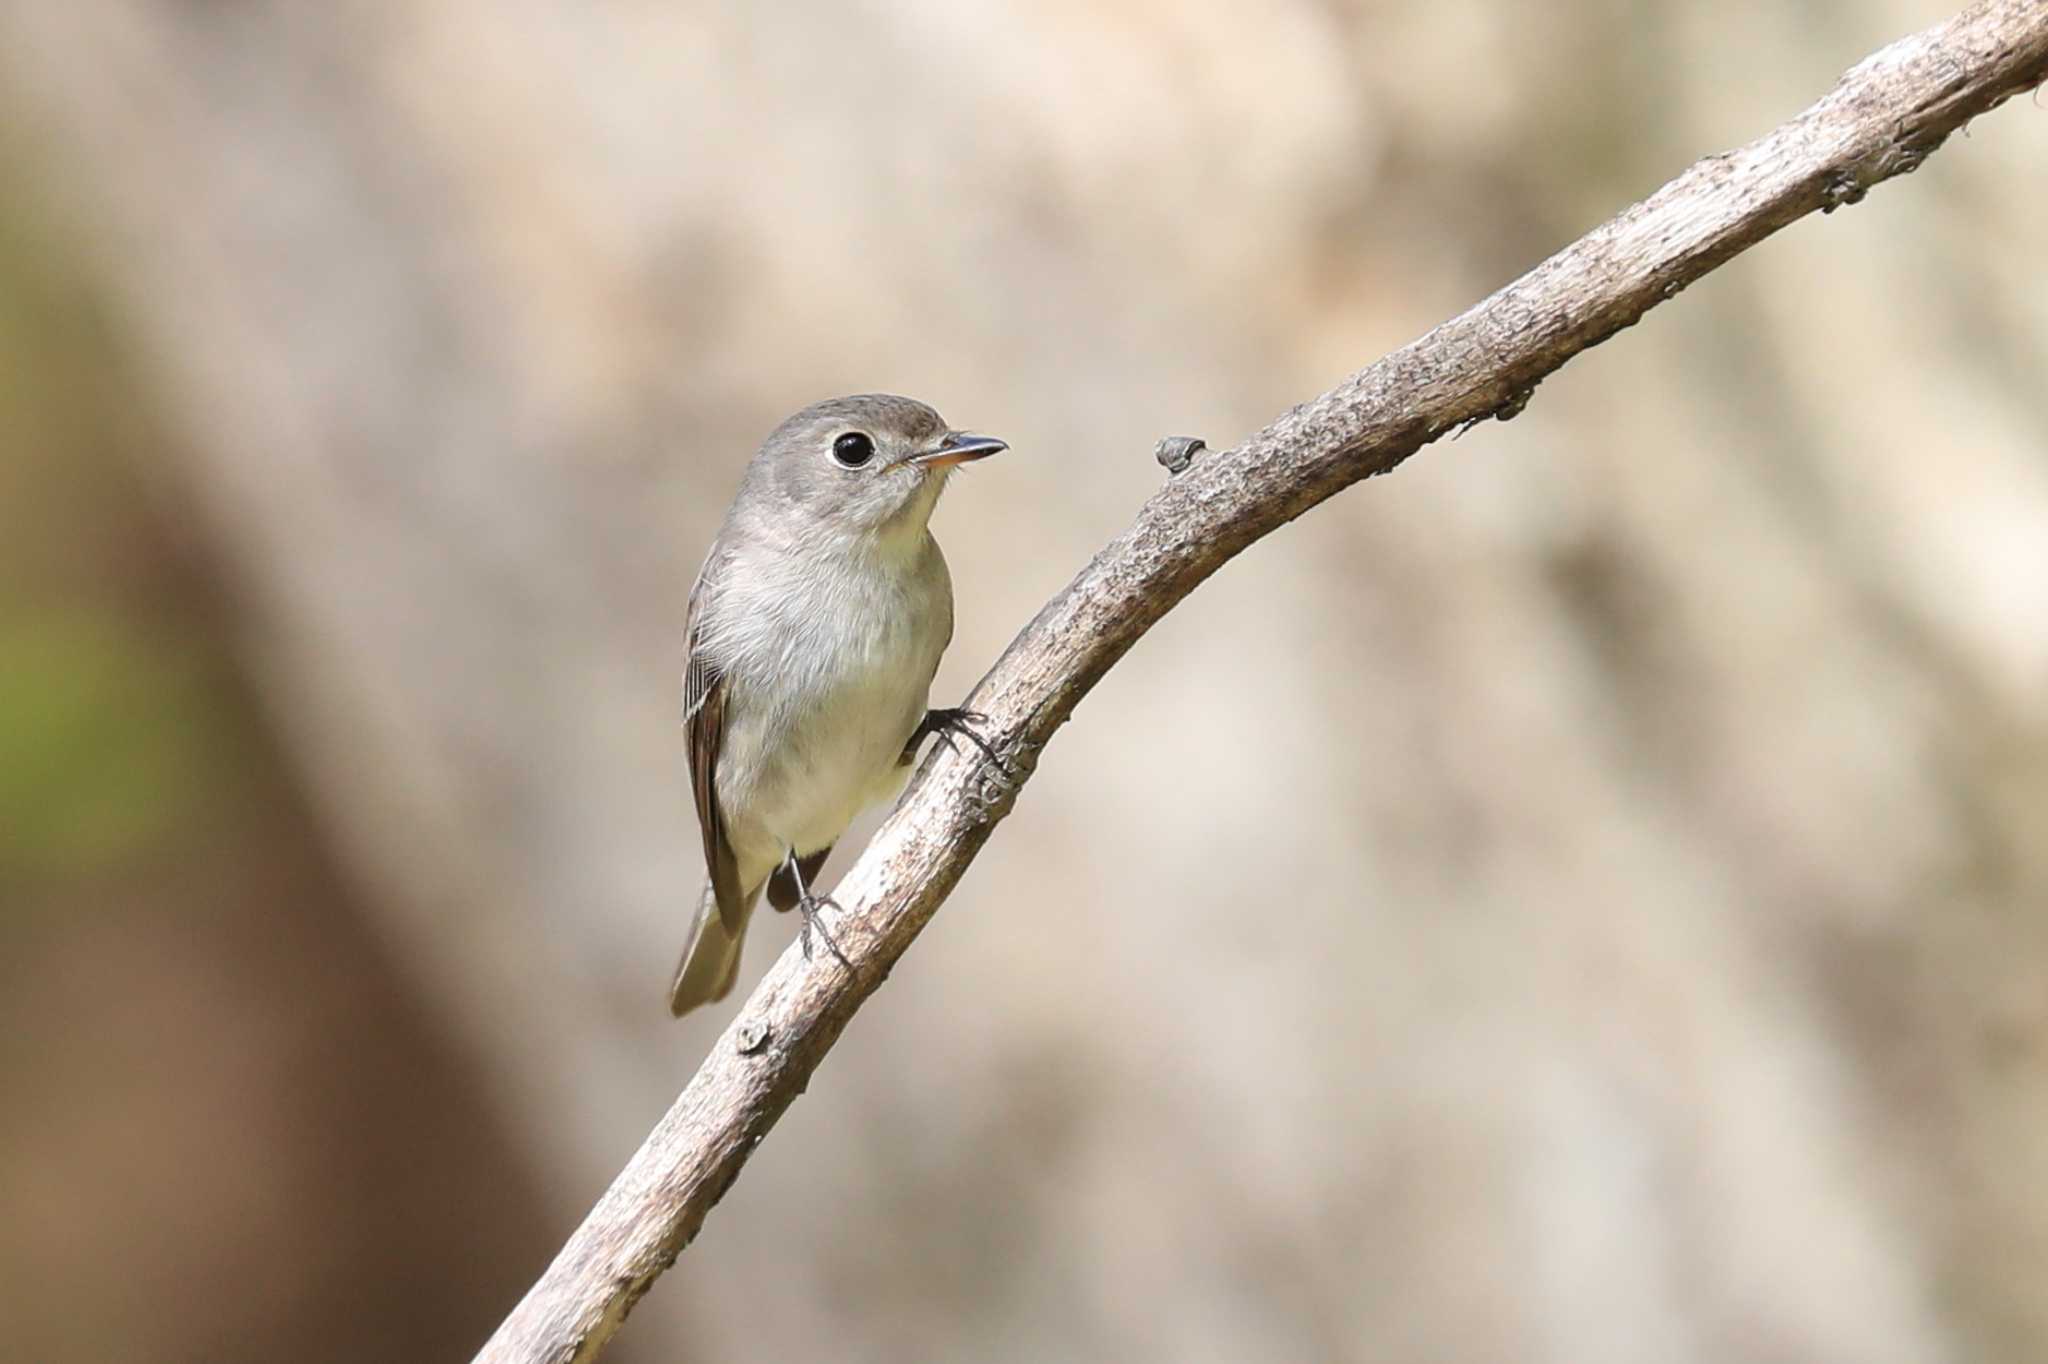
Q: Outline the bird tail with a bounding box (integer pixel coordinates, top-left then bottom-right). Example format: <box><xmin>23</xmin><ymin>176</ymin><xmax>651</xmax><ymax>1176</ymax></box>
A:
<box><xmin>669</xmin><ymin>880</ymin><xmax>756</xmax><ymax>1017</ymax></box>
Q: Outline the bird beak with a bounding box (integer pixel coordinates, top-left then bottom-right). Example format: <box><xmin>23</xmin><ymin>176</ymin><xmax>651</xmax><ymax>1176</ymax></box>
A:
<box><xmin>911</xmin><ymin>430</ymin><xmax>1008</xmax><ymax>469</ymax></box>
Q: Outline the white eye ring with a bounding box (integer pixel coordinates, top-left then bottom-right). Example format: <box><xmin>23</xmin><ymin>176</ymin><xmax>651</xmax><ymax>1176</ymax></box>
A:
<box><xmin>831</xmin><ymin>431</ymin><xmax>875</xmax><ymax>468</ymax></box>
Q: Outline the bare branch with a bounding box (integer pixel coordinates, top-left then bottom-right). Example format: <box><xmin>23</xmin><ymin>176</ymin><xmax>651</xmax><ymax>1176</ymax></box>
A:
<box><xmin>477</xmin><ymin>4</ymin><xmax>2048</xmax><ymax>1360</ymax></box>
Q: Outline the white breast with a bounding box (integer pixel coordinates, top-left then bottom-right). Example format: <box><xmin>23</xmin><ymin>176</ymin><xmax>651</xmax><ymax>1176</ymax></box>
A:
<box><xmin>709</xmin><ymin>531</ymin><xmax>953</xmax><ymax>882</ymax></box>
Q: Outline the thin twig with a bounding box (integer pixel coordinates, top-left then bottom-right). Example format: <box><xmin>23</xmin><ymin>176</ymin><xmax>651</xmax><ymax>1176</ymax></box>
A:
<box><xmin>477</xmin><ymin>4</ymin><xmax>2048</xmax><ymax>1359</ymax></box>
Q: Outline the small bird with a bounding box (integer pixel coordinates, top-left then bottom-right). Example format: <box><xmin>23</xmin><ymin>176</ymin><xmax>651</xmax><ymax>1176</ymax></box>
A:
<box><xmin>670</xmin><ymin>394</ymin><xmax>1007</xmax><ymax>1016</ymax></box>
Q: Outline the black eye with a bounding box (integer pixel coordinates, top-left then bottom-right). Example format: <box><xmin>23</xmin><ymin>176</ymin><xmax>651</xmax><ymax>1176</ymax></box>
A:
<box><xmin>831</xmin><ymin>431</ymin><xmax>875</xmax><ymax>468</ymax></box>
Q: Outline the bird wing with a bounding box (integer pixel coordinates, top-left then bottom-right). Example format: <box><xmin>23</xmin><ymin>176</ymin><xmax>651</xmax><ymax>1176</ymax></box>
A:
<box><xmin>684</xmin><ymin>561</ymin><xmax>745</xmax><ymax>932</ymax></box>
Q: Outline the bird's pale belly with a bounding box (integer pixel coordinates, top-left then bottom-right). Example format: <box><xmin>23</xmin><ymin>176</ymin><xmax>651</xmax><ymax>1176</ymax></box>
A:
<box><xmin>760</xmin><ymin>684</ymin><xmax>921</xmax><ymax>850</ymax></box>
<box><xmin>717</xmin><ymin>661</ymin><xmax>929</xmax><ymax>882</ymax></box>
<box><xmin>708</xmin><ymin>527</ymin><xmax>952</xmax><ymax>889</ymax></box>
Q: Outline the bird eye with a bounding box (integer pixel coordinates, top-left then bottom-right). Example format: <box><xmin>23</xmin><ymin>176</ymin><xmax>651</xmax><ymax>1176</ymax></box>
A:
<box><xmin>831</xmin><ymin>432</ymin><xmax>875</xmax><ymax>468</ymax></box>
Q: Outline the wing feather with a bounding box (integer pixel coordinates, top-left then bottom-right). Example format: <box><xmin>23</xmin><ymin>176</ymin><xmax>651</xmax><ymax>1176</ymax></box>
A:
<box><xmin>684</xmin><ymin>564</ymin><xmax>745</xmax><ymax>931</ymax></box>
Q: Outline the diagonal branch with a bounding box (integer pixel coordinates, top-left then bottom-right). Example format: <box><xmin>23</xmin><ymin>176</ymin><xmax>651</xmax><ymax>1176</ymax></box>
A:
<box><xmin>478</xmin><ymin>3</ymin><xmax>2048</xmax><ymax>1359</ymax></box>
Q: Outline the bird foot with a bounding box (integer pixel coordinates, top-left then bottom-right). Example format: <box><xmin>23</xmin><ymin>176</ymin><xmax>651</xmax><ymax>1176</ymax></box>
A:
<box><xmin>795</xmin><ymin>892</ymin><xmax>851</xmax><ymax>972</ymax></box>
<box><xmin>903</xmin><ymin>706</ymin><xmax>1004</xmax><ymax>769</ymax></box>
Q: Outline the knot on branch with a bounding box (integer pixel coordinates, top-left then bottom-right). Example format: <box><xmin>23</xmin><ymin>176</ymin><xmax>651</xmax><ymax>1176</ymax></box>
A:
<box><xmin>1455</xmin><ymin>383</ymin><xmax>1540</xmax><ymax>438</ymax></box>
<box><xmin>1155</xmin><ymin>435</ymin><xmax>1207</xmax><ymax>475</ymax></box>
<box><xmin>965</xmin><ymin>733</ymin><xmax>1038</xmax><ymax>824</ymax></box>
<box><xmin>1824</xmin><ymin>126</ymin><xmax>1954</xmax><ymax>212</ymax></box>
<box><xmin>1822</xmin><ymin>168</ymin><xmax>1872</xmax><ymax>212</ymax></box>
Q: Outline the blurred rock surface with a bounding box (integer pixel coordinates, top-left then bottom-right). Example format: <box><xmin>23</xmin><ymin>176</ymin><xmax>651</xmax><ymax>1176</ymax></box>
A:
<box><xmin>2</xmin><ymin>2</ymin><xmax>2043</xmax><ymax>1360</ymax></box>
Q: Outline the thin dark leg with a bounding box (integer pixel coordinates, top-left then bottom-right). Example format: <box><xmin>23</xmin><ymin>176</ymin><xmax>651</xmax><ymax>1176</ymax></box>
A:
<box><xmin>901</xmin><ymin>706</ymin><xmax>1002</xmax><ymax>768</ymax></box>
<box><xmin>780</xmin><ymin>846</ymin><xmax>850</xmax><ymax>972</ymax></box>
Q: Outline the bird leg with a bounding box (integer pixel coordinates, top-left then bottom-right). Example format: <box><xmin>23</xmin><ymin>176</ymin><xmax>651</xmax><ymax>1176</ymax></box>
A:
<box><xmin>901</xmin><ymin>706</ymin><xmax>1003</xmax><ymax>769</ymax></box>
<box><xmin>779</xmin><ymin>846</ymin><xmax>850</xmax><ymax>972</ymax></box>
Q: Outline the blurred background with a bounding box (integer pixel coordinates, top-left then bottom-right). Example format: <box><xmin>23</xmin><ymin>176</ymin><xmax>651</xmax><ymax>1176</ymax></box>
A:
<box><xmin>2</xmin><ymin>1</ymin><xmax>2044</xmax><ymax>1360</ymax></box>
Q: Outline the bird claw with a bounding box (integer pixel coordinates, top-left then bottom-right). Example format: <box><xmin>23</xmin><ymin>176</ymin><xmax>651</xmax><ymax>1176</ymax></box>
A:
<box><xmin>901</xmin><ymin>703</ymin><xmax>1036</xmax><ymax>817</ymax></box>
<box><xmin>795</xmin><ymin>893</ymin><xmax>851</xmax><ymax>972</ymax></box>
<box><xmin>926</xmin><ymin>707</ymin><xmax>1004</xmax><ymax>768</ymax></box>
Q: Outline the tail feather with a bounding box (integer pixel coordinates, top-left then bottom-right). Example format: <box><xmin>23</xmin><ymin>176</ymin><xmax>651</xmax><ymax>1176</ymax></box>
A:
<box><xmin>669</xmin><ymin>881</ymin><xmax>757</xmax><ymax>1017</ymax></box>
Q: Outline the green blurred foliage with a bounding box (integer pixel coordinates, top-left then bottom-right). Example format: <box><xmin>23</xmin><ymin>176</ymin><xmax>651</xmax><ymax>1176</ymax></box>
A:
<box><xmin>0</xmin><ymin>156</ymin><xmax>238</xmax><ymax>895</ymax></box>
<box><xmin>0</xmin><ymin>612</ymin><xmax>223</xmax><ymax>877</ymax></box>
<box><xmin>0</xmin><ymin>146</ymin><xmax>554</xmax><ymax>1364</ymax></box>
